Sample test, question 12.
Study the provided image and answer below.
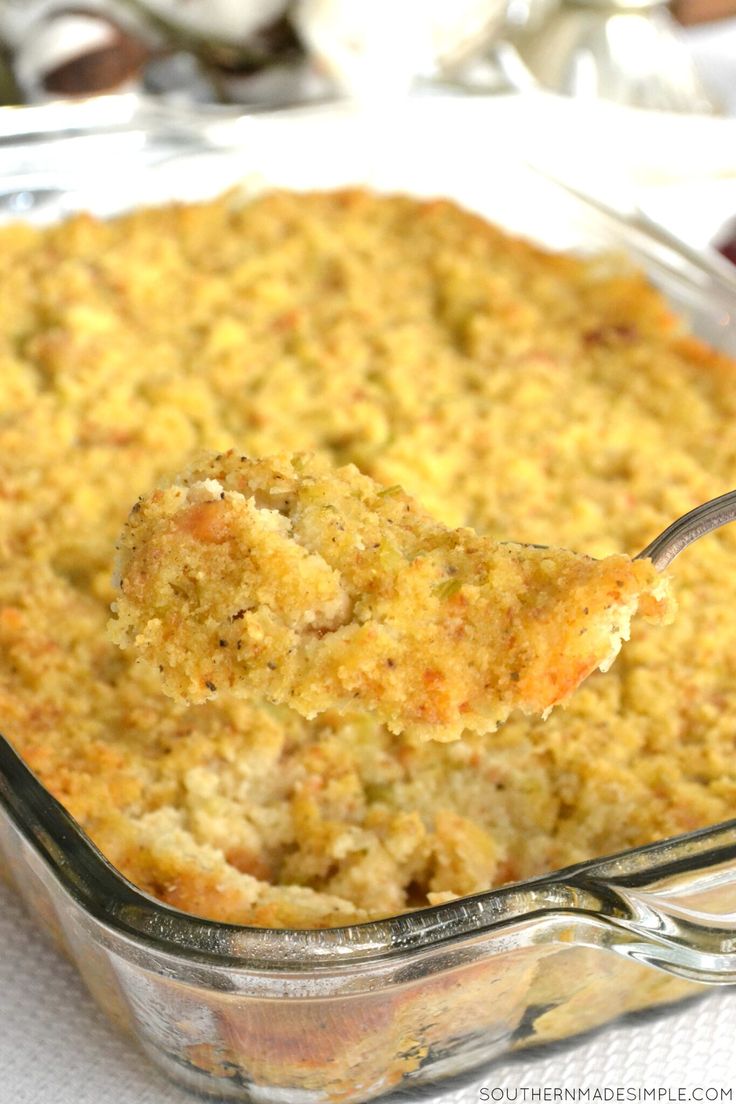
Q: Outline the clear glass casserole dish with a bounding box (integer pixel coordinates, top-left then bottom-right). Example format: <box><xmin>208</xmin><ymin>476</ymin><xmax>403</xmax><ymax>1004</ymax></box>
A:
<box><xmin>0</xmin><ymin>94</ymin><xmax>735</xmax><ymax>1103</ymax></box>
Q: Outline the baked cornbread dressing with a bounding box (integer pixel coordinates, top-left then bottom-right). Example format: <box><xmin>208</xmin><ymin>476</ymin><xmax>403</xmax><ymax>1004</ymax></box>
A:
<box><xmin>1</xmin><ymin>189</ymin><xmax>736</xmax><ymax>927</ymax></box>
<box><xmin>110</xmin><ymin>452</ymin><xmax>672</xmax><ymax>740</ymax></box>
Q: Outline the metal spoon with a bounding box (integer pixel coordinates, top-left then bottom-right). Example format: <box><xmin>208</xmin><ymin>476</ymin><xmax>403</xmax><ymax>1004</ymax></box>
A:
<box><xmin>636</xmin><ymin>488</ymin><xmax>736</xmax><ymax>570</ymax></box>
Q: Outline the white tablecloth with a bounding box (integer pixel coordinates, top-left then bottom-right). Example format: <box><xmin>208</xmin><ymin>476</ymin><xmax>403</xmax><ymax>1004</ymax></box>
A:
<box><xmin>1</xmin><ymin>878</ymin><xmax>735</xmax><ymax>1103</ymax></box>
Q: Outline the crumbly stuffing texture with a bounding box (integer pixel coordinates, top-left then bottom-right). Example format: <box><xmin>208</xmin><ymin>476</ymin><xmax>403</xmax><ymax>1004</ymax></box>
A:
<box><xmin>1</xmin><ymin>188</ymin><xmax>736</xmax><ymax>927</ymax></box>
<box><xmin>111</xmin><ymin>451</ymin><xmax>672</xmax><ymax>740</ymax></box>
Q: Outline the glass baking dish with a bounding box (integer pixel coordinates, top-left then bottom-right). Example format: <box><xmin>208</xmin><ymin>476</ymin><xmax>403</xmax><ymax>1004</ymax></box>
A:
<box><xmin>1</xmin><ymin>94</ymin><xmax>735</xmax><ymax>1103</ymax></box>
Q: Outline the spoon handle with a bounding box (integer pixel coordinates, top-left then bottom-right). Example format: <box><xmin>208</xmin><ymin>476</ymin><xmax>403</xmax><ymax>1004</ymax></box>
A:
<box><xmin>636</xmin><ymin>488</ymin><xmax>736</xmax><ymax>570</ymax></box>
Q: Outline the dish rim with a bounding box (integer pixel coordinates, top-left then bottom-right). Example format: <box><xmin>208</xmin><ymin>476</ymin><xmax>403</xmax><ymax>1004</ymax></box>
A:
<box><xmin>3</xmin><ymin>700</ymin><xmax>736</xmax><ymax>979</ymax></box>
<box><xmin>1</xmin><ymin>94</ymin><xmax>736</xmax><ymax>984</ymax></box>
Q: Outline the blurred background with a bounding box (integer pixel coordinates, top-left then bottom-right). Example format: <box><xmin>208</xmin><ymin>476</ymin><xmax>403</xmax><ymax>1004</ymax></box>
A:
<box><xmin>0</xmin><ymin>0</ymin><xmax>734</xmax><ymax>115</ymax></box>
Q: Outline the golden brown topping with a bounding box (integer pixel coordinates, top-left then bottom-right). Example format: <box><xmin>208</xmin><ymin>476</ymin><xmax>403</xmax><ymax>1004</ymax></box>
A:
<box><xmin>110</xmin><ymin>451</ymin><xmax>673</xmax><ymax>741</ymax></box>
<box><xmin>2</xmin><ymin>187</ymin><xmax>733</xmax><ymax>929</ymax></box>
